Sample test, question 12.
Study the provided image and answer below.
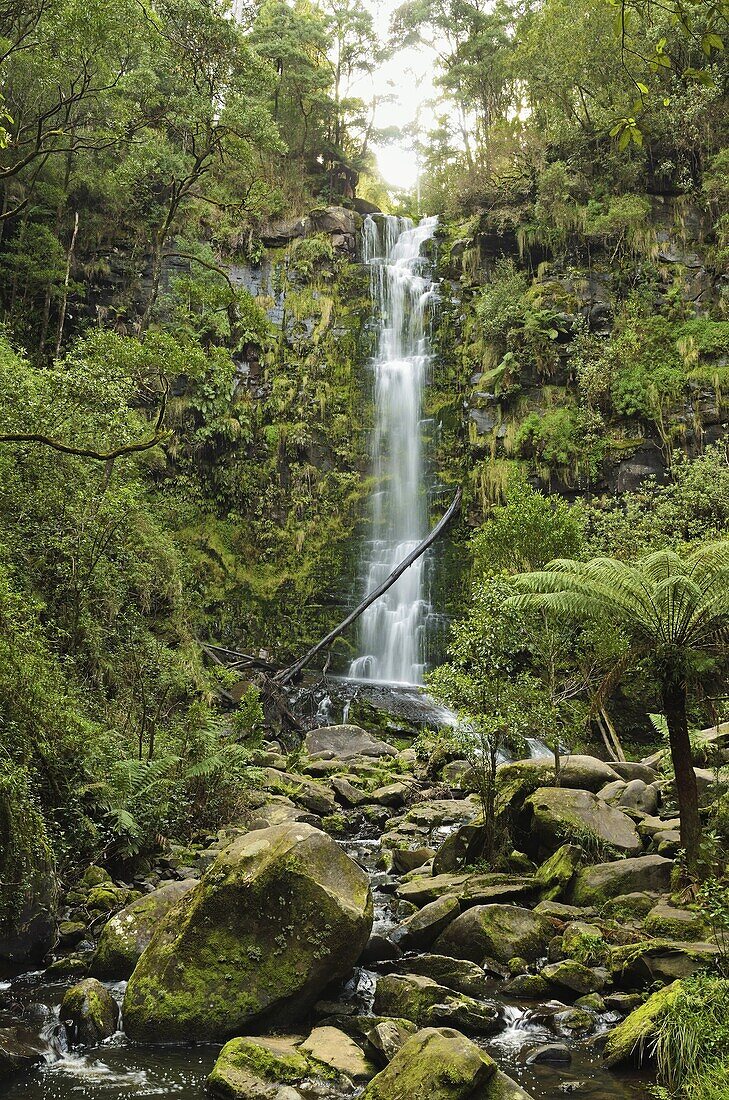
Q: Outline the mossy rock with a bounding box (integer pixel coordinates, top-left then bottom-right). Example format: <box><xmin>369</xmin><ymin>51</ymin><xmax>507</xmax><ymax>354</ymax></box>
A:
<box><xmin>643</xmin><ymin>902</ymin><xmax>707</xmax><ymax>941</ymax></box>
<box><xmin>609</xmin><ymin>940</ymin><xmax>719</xmax><ymax>988</ymax></box>
<box><xmin>85</xmin><ymin>883</ymin><xmax>134</xmax><ymax>914</ymax></box>
<box><xmin>523</xmin><ymin>788</ymin><xmax>642</xmax><ymax>858</ymax></box>
<box><xmin>361</xmin><ymin>1026</ymin><xmax>496</xmax><ymax>1099</ymax></box>
<box><xmin>534</xmin><ymin>844</ymin><xmax>585</xmax><ymax>900</ymax></box>
<box><xmin>434</xmin><ymin>904</ymin><xmax>554</xmax><ymax>965</ymax></box>
<box><xmin>91</xmin><ymin>879</ymin><xmax>198</xmax><ymax>979</ymax></box>
<box><xmin>540</xmin><ymin>960</ymin><xmax>606</xmax><ymax>996</ymax></box>
<box><xmin>373</xmin><ymin>974</ymin><xmax>499</xmax><ymax>1034</ymax></box>
<box><xmin>568</xmin><ymin>855</ymin><xmax>672</xmax><ymax>907</ymax></box>
<box><xmin>603</xmin><ymin>980</ymin><xmax>682</xmax><ymax>1067</ymax></box>
<box><xmin>207</xmin><ymin>1035</ymin><xmax>309</xmax><ymax>1098</ymax></box>
<box><xmin>123</xmin><ymin>823</ymin><xmax>373</xmax><ymax>1043</ymax></box>
<box><xmin>60</xmin><ymin>978</ymin><xmax>119</xmax><ymax>1046</ymax></box>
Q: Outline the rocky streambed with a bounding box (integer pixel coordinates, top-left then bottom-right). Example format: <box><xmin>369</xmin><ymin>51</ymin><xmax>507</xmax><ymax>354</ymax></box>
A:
<box><xmin>2</xmin><ymin>720</ymin><xmax>726</xmax><ymax>1100</ymax></box>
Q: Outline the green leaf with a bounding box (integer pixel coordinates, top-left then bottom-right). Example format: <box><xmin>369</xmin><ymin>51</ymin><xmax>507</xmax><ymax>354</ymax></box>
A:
<box><xmin>636</xmin><ymin>81</ymin><xmax>649</xmax><ymax>94</ymax></box>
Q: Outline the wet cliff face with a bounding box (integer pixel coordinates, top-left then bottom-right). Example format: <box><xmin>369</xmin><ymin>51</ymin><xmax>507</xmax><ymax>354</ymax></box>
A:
<box><xmin>429</xmin><ymin>196</ymin><xmax>729</xmax><ymax>521</ymax></box>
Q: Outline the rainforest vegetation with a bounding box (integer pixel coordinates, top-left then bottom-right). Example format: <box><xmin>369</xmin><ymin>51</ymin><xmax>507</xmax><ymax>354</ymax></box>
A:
<box><xmin>1</xmin><ymin>0</ymin><xmax>729</xmax><ymax>1096</ymax></box>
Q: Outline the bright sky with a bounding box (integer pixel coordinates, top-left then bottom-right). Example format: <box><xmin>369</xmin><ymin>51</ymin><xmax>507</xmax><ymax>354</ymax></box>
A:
<box><xmin>362</xmin><ymin>0</ymin><xmax>438</xmax><ymax>190</ymax></box>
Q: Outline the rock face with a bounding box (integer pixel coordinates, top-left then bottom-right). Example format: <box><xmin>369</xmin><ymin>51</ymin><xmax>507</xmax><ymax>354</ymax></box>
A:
<box><xmin>123</xmin><ymin>823</ymin><xmax>373</xmax><ymax>1043</ymax></box>
<box><xmin>60</xmin><ymin>978</ymin><xmax>119</xmax><ymax>1045</ymax></box>
<box><xmin>360</xmin><ymin>1026</ymin><xmax>495</xmax><ymax>1099</ymax></box>
<box><xmin>91</xmin><ymin>879</ymin><xmax>197</xmax><ymax>979</ymax></box>
<box><xmin>434</xmin><ymin>905</ymin><xmax>553</xmax><ymax>965</ymax></box>
<box><xmin>305</xmin><ymin>724</ymin><xmax>397</xmax><ymax>761</ymax></box>
<box><xmin>523</xmin><ymin>787</ymin><xmax>643</xmax><ymax>856</ymax></box>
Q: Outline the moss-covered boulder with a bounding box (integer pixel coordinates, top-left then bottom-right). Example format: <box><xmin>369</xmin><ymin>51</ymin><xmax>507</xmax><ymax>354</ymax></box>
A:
<box><xmin>360</xmin><ymin>1026</ymin><xmax>495</xmax><ymax>1099</ymax></box>
<box><xmin>207</xmin><ymin>1035</ymin><xmax>309</xmax><ymax>1098</ymax></box>
<box><xmin>394</xmin><ymin>954</ymin><xmax>489</xmax><ymax>997</ymax></box>
<box><xmin>91</xmin><ymin>879</ymin><xmax>198</xmax><ymax>979</ymax></box>
<box><xmin>568</xmin><ymin>854</ymin><xmax>672</xmax><ymax>906</ymax></box>
<box><xmin>534</xmin><ymin>844</ymin><xmax>585</xmax><ymax>900</ymax></box>
<box><xmin>60</xmin><ymin>978</ymin><xmax>119</xmax><ymax>1046</ymax></box>
<box><xmin>396</xmin><ymin>895</ymin><xmax>460</xmax><ymax>949</ymax></box>
<box><xmin>373</xmin><ymin>974</ymin><xmax>500</xmax><ymax>1034</ymax></box>
<box><xmin>523</xmin><ymin>788</ymin><xmax>642</xmax><ymax>857</ymax></box>
<box><xmin>540</xmin><ymin>960</ymin><xmax>606</xmax><ymax>996</ymax></box>
<box><xmin>497</xmin><ymin>757</ymin><xmax>620</xmax><ymax>809</ymax></box>
<box><xmin>434</xmin><ymin>904</ymin><xmax>553</xmax><ymax>965</ymax></box>
<box><xmin>603</xmin><ymin>981</ymin><xmax>681</xmax><ymax>1067</ymax></box>
<box><xmin>609</xmin><ymin>940</ymin><xmax>719</xmax><ymax>987</ymax></box>
<box><xmin>123</xmin><ymin>823</ymin><xmax>373</xmax><ymax>1043</ymax></box>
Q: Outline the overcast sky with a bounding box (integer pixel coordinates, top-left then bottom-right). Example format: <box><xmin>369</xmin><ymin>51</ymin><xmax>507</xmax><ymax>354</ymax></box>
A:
<box><xmin>362</xmin><ymin>0</ymin><xmax>438</xmax><ymax>189</ymax></box>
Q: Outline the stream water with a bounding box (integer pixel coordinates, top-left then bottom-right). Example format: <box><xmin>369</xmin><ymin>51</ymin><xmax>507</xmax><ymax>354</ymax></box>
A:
<box><xmin>349</xmin><ymin>215</ymin><xmax>439</xmax><ymax>686</ymax></box>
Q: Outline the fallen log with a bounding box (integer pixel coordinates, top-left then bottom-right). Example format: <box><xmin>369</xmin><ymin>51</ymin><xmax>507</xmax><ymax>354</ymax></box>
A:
<box><xmin>274</xmin><ymin>486</ymin><xmax>463</xmax><ymax>686</ymax></box>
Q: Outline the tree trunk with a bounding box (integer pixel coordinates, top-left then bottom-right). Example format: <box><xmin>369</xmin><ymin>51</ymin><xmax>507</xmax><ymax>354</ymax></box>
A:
<box><xmin>663</xmin><ymin>676</ymin><xmax>702</xmax><ymax>875</ymax></box>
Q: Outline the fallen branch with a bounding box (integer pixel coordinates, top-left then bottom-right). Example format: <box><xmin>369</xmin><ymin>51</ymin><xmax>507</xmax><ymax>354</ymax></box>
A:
<box><xmin>275</xmin><ymin>486</ymin><xmax>463</xmax><ymax>686</ymax></box>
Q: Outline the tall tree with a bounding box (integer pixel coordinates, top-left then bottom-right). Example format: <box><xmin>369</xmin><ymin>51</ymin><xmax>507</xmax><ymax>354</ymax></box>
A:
<box><xmin>510</xmin><ymin>544</ymin><xmax>729</xmax><ymax>876</ymax></box>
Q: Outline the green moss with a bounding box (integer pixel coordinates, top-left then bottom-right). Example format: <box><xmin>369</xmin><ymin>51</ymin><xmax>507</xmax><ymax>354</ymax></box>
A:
<box><xmin>603</xmin><ymin>980</ymin><xmax>682</xmax><ymax>1066</ymax></box>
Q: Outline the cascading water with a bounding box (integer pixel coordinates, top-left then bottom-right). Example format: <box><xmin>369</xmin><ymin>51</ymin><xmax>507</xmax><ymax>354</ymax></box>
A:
<box><xmin>349</xmin><ymin>214</ymin><xmax>439</xmax><ymax>685</ymax></box>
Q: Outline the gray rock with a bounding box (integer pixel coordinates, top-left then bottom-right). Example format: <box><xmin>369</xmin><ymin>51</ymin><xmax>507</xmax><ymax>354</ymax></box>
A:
<box><xmin>524</xmin><ymin>788</ymin><xmax>643</xmax><ymax>857</ymax></box>
<box><xmin>569</xmin><ymin>855</ymin><xmax>673</xmax><ymax>906</ymax></box>
<box><xmin>305</xmin><ymin>725</ymin><xmax>396</xmax><ymax>761</ymax></box>
<box><xmin>525</xmin><ymin>1043</ymin><xmax>571</xmax><ymax>1064</ymax></box>
<box><xmin>434</xmin><ymin>904</ymin><xmax>554</xmax><ymax>965</ymax></box>
<box><xmin>91</xmin><ymin>879</ymin><xmax>197</xmax><ymax>979</ymax></box>
<box><xmin>395</xmin><ymin>895</ymin><xmax>460</xmax><ymax>949</ymax></box>
<box><xmin>0</xmin><ymin>1027</ymin><xmax>49</xmax><ymax>1075</ymax></box>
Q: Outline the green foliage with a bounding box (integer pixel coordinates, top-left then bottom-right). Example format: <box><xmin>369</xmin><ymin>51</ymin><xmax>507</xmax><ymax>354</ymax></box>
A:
<box><xmin>472</xmin><ymin>480</ymin><xmax>585</xmax><ymax>574</ymax></box>
<box><xmin>651</xmin><ymin>976</ymin><xmax>729</xmax><ymax>1099</ymax></box>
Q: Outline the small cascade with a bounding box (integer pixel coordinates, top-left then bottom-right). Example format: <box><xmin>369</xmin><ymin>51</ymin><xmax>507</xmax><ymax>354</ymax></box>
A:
<box><xmin>349</xmin><ymin>214</ymin><xmax>439</xmax><ymax>686</ymax></box>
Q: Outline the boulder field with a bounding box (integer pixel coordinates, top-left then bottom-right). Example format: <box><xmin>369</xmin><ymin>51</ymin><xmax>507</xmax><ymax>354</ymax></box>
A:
<box><xmin>13</xmin><ymin>721</ymin><xmax>726</xmax><ymax>1098</ymax></box>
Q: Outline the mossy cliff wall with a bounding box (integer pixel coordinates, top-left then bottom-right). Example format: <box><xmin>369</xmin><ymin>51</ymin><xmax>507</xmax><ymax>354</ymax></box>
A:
<box><xmin>431</xmin><ymin>194</ymin><xmax>729</xmax><ymax>524</ymax></box>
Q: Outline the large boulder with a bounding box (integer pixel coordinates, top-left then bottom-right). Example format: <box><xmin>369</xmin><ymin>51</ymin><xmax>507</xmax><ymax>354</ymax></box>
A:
<box><xmin>497</xmin><ymin>756</ymin><xmax>621</xmax><ymax>806</ymax></box>
<box><xmin>305</xmin><ymin>724</ymin><xmax>396</xmax><ymax>761</ymax></box>
<box><xmin>360</xmin><ymin>1026</ymin><xmax>495</xmax><ymax>1099</ymax></box>
<box><xmin>123</xmin><ymin>824</ymin><xmax>372</xmax><ymax>1042</ymax></box>
<box><xmin>91</xmin><ymin>879</ymin><xmax>197</xmax><ymax>979</ymax></box>
<box><xmin>434</xmin><ymin>905</ymin><xmax>553</xmax><ymax>965</ymax></box>
<box><xmin>300</xmin><ymin>1026</ymin><xmax>376</xmax><ymax>1081</ymax></box>
<box><xmin>60</xmin><ymin>978</ymin><xmax>119</xmax><ymax>1046</ymax></box>
<box><xmin>569</xmin><ymin>855</ymin><xmax>672</xmax><ymax>906</ymax></box>
<box><xmin>523</xmin><ymin>788</ymin><xmax>643</xmax><ymax>857</ymax></box>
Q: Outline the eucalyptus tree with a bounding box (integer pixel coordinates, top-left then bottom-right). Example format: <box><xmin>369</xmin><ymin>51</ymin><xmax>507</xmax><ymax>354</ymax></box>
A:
<box><xmin>510</xmin><ymin>544</ymin><xmax>729</xmax><ymax>875</ymax></box>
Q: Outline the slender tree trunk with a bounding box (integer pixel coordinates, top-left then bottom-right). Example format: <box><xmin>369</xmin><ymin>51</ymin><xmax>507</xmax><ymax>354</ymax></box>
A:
<box><xmin>663</xmin><ymin>676</ymin><xmax>702</xmax><ymax>875</ymax></box>
<box><xmin>55</xmin><ymin>210</ymin><xmax>79</xmax><ymax>356</ymax></box>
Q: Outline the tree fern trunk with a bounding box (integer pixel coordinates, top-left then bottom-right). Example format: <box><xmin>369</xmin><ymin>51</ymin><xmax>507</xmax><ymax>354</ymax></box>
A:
<box><xmin>663</xmin><ymin>677</ymin><xmax>702</xmax><ymax>876</ymax></box>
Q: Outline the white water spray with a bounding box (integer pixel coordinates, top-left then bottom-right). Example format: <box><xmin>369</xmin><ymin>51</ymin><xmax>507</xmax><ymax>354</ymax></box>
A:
<box><xmin>349</xmin><ymin>214</ymin><xmax>439</xmax><ymax>685</ymax></box>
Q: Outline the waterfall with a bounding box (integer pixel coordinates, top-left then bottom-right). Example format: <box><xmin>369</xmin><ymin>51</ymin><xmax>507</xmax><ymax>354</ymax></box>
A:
<box><xmin>349</xmin><ymin>213</ymin><xmax>439</xmax><ymax>685</ymax></box>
